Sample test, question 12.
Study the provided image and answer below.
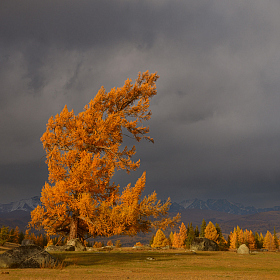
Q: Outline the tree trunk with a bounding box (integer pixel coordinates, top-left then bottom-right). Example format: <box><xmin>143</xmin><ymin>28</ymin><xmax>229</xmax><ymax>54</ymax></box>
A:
<box><xmin>69</xmin><ymin>216</ymin><xmax>78</xmax><ymax>240</ymax></box>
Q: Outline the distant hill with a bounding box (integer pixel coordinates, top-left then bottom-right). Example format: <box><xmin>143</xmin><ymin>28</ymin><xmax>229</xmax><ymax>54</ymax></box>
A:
<box><xmin>0</xmin><ymin>210</ymin><xmax>31</xmax><ymax>232</ymax></box>
<box><xmin>176</xmin><ymin>208</ymin><xmax>280</xmax><ymax>234</ymax></box>
<box><xmin>169</xmin><ymin>199</ymin><xmax>280</xmax><ymax>235</ymax></box>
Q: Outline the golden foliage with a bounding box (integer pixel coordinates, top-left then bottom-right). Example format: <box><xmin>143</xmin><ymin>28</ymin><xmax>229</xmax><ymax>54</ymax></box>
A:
<box><xmin>115</xmin><ymin>240</ymin><xmax>122</xmax><ymax>248</ymax></box>
<box><xmin>93</xmin><ymin>241</ymin><xmax>103</xmax><ymax>248</ymax></box>
<box><xmin>172</xmin><ymin>223</ymin><xmax>187</xmax><ymax>248</ymax></box>
<box><xmin>205</xmin><ymin>222</ymin><xmax>219</xmax><ymax>243</ymax></box>
<box><xmin>30</xmin><ymin>71</ymin><xmax>180</xmax><ymax>240</ymax></box>
<box><xmin>179</xmin><ymin>222</ymin><xmax>187</xmax><ymax>243</ymax></box>
<box><xmin>229</xmin><ymin>227</ymin><xmax>258</xmax><ymax>250</ymax></box>
<box><xmin>151</xmin><ymin>229</ymin><xmax>169</xmax><ymax>248</ymax></box>
<box><xmin>263</xmin><ymin>231</ymin><xmax>276</xmax><ymax>251</ymax></box>
<box><xmin>172</xmin><ymin>232</ymin><xmax>183</xmax><ymax>248</ymax></box>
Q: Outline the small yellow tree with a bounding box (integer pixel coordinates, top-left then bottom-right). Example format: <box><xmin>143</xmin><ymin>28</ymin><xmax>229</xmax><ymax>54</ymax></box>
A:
<box><xmin>205</xmin><ymin>221</ymin><xmax>219</xmax><ymax>243</ymax></box>
<box><xmin>179</xmin><ymin>223</ymin><xmax>187</xmax><ymax>245</ymax></box>
<box><xmin>151</xmin><ymin>229</ymin><xmax>169</xmax><ymax>248</ymax></box>
<box><xmin>115</xmin><ymin>240</ymin><xmax>122</xmax><ymax>248</ymax></box>
<box><xmin>172</xmin><ymin>232</ymin><xmax>183</xmax><ymax>248</ymax></box>
<box><xmin>245</xmin><ymin>230</ymin><xmax>256</xmax><ymax>250</ymax></box>
<box><xmin>172</xmin><ymin>223</ymin><xmax>187</xmax><ymax>248</ymax></box>
<box><xmin>263</xmin><ymin>231</ymin><xmax>276</xmax><ymax>251</ymax></box>
<box><xmin>229</xmin><ymin>230</ymin><xmax>237</xmax><ymax>249</ymax></box>
<box><xmin>169</xmin><ymin>231</ymin><xmax>174</xmax><ymax>245</ymax></box>
<box><xmin>13</xmin><ymin>226</ymin><xmax>20</xmax><ymax>244</ymax></box>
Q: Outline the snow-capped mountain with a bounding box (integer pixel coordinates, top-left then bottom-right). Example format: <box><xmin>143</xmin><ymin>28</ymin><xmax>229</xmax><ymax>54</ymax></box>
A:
<box><xmin>0</xmin><ymin>196</ymin><xmax>41</xmax><ymax>212</ymax></box>
<box><xmin>177</xmin><ymin>198</ymin><xmax>280</xmax><ymax>215</ymax></box>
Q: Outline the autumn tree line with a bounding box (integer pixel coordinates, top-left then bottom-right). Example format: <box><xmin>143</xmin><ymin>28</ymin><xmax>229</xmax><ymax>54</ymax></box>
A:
<box><xmin>150</xmin><ymin>220</ymin><xmax>280</xmax><ymax>251</ymax></box>
<box><xmin>0</xmin><ymin>226</ymin><xmax>46</xmax><ymax>247</ymax></box>
<box><xmin>0</xmin><ymin>226</ymin><xmax>72</xmax><ymax>248</ymax></box>
<box><xmin>0</xmin><ymin>225</ymin><xmax>121</xmax><ymax>248</ymax></box>
<box><xmin>1</xmin><ymin>221</ymin><xmax>279</xmax><ymax>252</ymax></box>
<box><xmin>228</xmin><ymin>226</ymin><xmax>279</xmax><ymax>251</ymax></box>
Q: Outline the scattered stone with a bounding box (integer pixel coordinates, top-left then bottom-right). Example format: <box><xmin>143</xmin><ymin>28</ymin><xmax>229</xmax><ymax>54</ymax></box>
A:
<box><xmin>190</xmin><ymin>237</ymin><xmax>219</xmax><ymax>251</ymax></box>
<box><xmin>67</xmin><ymin>238</ymin><xmax>86</xmax><ymax>251</ymax></box>
<box><xmin>133</xmin><ymin>245</ymin><xmax>150</xmax><ymax>250</ymax></box>
<box><xmin>237</xmin><ymin>244</ymin><xmax>250</xmax><ymax>254</ymax></box>
<box><xmin>0</xmin><ymin>245</ymin><xmax>60</xmax><ymax>268</ymax></box>
<box><xmin>97</xmin><ymin>246</ymin><xmax>113</xmax><ymax>252</ymax></box>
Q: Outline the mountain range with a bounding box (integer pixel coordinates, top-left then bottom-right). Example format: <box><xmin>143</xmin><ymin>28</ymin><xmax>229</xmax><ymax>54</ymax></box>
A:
<box><xmin>170</xmin><ymin>198</ymin><xmax>280</xmax><ymax>215</ymax></box>
<box><xmin>1</xmin><ymin>196</ymin><xmax>280</xmax><ymax>215</ymax></box>
<box><xmin>1</xmin><ymin>197</ymin><xmax>280</xmax><ymax>235</ymax></box>
<box><xmin>0</xmin><ymin>196</ymin><xmax>41</xmax><ymax>212</ymax></box>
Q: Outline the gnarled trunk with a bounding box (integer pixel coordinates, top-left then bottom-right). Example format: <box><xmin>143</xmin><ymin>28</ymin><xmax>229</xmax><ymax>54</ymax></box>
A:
<box><xmin>69</xmin><ymin>216</ymin><xmax>78</xmax><ymax>240</ymax></box>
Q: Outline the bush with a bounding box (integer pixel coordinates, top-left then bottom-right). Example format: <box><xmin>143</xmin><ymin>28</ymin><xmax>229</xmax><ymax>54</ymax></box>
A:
<box><xmin>115</xmin><ymin>240</ymin><xmax>122</xmax><ymax>248</ymax></box>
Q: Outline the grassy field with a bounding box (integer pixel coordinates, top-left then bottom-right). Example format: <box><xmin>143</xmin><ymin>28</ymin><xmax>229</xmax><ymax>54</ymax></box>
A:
<box><xmin>1</xmin><ymin>248</ymin><xmax>280</xmax><ymax>279</ymax></box>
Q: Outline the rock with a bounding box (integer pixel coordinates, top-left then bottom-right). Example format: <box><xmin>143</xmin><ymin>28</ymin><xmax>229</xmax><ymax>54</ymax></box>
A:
<box><xmin>67</xmin><ymin>238</ymin><xmax>86</xmax><ymax>251</ymax></box>
<box><xmin>260</xmin><ymin>248</ymin><xmax>268</xmax><ymax>252</ymax></box>
<box><xmin>190</xmin><ymin>237</ymin><xmax>219</xmax><ymax>251</ymax></box>
<box><xmin>0</xmin><ymin>245</ymin><xmax>60</xmax><ymax>268</ymax></box>
<box><xmin>45</xmin><ymin>245</ymin><xmax>75</xmax><ymax>252</ymax></box>
<box><xmin>237</xmin><ymin>244</ymin><xmax>250</xmax><ymax>254</ymax></box>
<box><xmin>21</xmin><ymin>239</ymin><xmax>35</xmax><ymax>246</ymax></box>
<box><xmin>86</xmin><ymin>247</ymin><xmax>94</xmax><ymax>251</ymax></box>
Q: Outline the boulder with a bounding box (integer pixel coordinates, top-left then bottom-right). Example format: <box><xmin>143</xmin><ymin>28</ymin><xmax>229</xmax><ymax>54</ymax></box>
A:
<box><xmin>190</xmin><ymin>237</ymin><xmax>219</xmax><ymax>251</ymax></box>
<box><xmin>0</xmin><ymin>245</ymin><xmax>60</xmax><ymax>268</ymax></box>
<box><xmin>237</xmin><ymin>244</ymin><xmax>250</xmax><ymax>254</ymax></box>
<box><xmin>21</xmin><ymin>239</ymin><xmax>35</xmax><ymax>246</ymax></box>
<box><xmin>45</xmin><ymin>245</ymin><xmax>75</xmax><ymax>252</ymax></box>
<box><xmin>67</xmin><ymin>238</ymin><xmax>86</xmax><ymax>251</ymax></box>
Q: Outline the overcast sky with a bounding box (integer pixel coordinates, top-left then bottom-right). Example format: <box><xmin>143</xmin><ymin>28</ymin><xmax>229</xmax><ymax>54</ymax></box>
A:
<box><xmin>1</xmin><ymin>0</ymin><xmax>280</xmax><ymax>207</ymax></box>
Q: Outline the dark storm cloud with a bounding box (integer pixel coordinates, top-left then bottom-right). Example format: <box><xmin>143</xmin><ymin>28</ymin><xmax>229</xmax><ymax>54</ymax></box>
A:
<box><xmin>1</xmin><ymin>0</ymin><xmax>156</xmax><ymax>49</ymax></box>
<box><xmin>1</xmin><ymin>0</ymin><xmax>280</xmax><ymax>207</ymax></box>
<box><xmin>0</xmin><ymin>161</ymin><xmax>48</xmax><ymax>202</ymax></box>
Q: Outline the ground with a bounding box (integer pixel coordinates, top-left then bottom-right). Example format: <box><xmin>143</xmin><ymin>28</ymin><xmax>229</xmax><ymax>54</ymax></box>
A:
<box><xmin>1</xmin><ymin>247</ymin><xmax>280</xmax><ymax>279</ymax></box>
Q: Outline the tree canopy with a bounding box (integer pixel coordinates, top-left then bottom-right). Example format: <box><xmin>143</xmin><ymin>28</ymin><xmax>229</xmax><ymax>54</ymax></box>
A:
<box><xmin>30</xmin><ymin>71</ymin><xmax>180</xmax><ymax>240</ymax></box>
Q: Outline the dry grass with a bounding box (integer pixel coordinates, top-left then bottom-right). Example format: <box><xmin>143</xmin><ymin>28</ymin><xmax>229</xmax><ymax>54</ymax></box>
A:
<box><xmin>0</xmin><ymin>242</ymin><xmax>20</xmax><ymax>252</ymax></box>
<box><xmin>39</xmin><ymin>257</ymin><xmax>65</xmax><ymax>270</ymax></box>
<box><xmin>1</xmin><ymin>248</ymin><xmax>280</xmax><ymax>279</ymax></box>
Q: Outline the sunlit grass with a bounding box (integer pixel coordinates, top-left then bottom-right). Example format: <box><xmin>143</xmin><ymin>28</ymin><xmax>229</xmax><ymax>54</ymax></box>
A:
<box><xmin>1</xmin><ymin>249</ymin><xmax>280</xmax><ymax>279</ymax></box>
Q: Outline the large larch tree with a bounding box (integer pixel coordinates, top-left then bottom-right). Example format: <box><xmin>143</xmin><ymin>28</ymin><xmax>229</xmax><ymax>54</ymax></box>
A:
<box><xmin>30</xmin><ymin>71</ymin><xmax>180</xmax><ymax>241</ymax></box>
